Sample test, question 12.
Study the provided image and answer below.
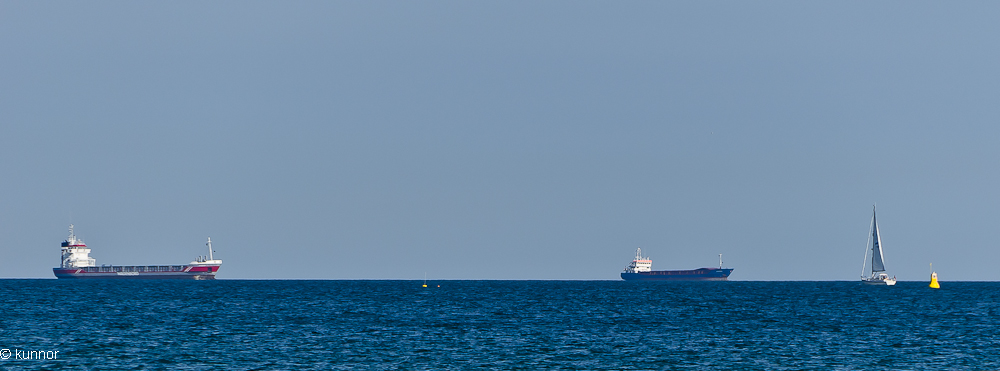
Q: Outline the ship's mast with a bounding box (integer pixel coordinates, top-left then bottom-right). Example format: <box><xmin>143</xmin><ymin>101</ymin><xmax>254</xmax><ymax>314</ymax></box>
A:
<box><xmin>207</xmin><ymin>237</ymin><xmax>214</xmax><ymax>261</ymax></box>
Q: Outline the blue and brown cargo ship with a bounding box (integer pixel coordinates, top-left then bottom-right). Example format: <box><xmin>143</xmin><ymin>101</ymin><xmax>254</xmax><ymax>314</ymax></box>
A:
<box><xmin>620</xmin><ymin>248</ymin><xmax>733</xmax><ymax>281</ymax></box>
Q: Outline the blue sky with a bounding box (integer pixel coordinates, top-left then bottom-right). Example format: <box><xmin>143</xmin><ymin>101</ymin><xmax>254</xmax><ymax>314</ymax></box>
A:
<box><xmin>3</xmin><ymin>1</ymin><xmax>999</xmax><ymax>280</ymax></box>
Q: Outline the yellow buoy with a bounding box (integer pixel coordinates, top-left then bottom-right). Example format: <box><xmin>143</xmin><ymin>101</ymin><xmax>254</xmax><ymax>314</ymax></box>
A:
<box><xmin>929</xmin><ymin>263</ymin><xmax>940</xmax><ymax>289</ymax></box>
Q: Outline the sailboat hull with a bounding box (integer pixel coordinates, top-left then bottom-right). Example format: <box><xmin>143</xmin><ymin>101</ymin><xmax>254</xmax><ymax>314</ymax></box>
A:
<box><xmin>861</xmin><ymin>276</ymin><xmax>897</xmax><ymax>286</ymax></box>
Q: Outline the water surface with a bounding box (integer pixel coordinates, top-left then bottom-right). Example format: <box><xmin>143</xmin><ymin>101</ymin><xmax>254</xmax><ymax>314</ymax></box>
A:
<box><xmin>1</xmin><ymin>280</ymin><xmax>996</xmax><ymax>369</ymax></box>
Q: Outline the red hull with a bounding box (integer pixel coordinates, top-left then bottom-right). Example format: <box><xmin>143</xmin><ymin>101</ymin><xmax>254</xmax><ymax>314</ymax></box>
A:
<box><xmin>53</xmin><ymin>265</ymin><xmax>220</xmax><ymax>280</ymax></box>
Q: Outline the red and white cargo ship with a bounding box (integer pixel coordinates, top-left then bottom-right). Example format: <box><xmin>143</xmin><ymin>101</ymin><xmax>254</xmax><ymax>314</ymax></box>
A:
<box><xmin>52</xmin><ymin>225</ymin><xmax>222</xmax><ymax>280</ymax></box>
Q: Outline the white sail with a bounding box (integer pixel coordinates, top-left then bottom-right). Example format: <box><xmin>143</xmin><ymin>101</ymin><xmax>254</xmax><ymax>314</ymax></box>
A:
<box><xmin>871</xmin><ymin>207</ymin><xmax>885</xmax><ymax>272</ymax></box>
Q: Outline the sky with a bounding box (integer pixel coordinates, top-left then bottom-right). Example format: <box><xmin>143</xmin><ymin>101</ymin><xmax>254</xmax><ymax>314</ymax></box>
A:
<box><xmin>2</xmin><ymin>1</ymin><xmax>1000</xmax><ymax>280</ymax></box>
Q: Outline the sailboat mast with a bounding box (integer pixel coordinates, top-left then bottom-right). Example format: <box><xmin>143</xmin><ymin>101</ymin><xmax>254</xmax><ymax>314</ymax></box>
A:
<box><xmin>860</xmin><ymin>207</ymin><xmax>874</xmax><ymax>278</ymax></box>
<box><xmin>871</xmin><ymin>205</ymin><xmax>886</xmax><ymax>272</ymax></box>
<box><xmin>872</xmin><ymin>206</ymin><xmax>878</xmax><ymax>272</ymax></box>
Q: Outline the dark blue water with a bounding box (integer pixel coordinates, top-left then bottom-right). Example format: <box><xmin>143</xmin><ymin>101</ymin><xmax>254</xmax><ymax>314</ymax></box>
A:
<box><xmin>1</xmin><ymin>280</ymin><xmax>998</xmax><ymax>369</ymax></box>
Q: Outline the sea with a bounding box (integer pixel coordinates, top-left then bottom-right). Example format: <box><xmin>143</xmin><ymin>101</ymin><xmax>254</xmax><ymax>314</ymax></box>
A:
<box><xmin>1</xmin><ymin>280</ymin><xmax>998</xmax><ymax>369</ymax></box>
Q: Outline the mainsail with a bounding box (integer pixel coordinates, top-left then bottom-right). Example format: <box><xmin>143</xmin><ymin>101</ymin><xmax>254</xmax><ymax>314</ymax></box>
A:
<box><xmin>870</xmin><ymin>206</ymin><xmax>885</xmax><ymax>272</ymax></box>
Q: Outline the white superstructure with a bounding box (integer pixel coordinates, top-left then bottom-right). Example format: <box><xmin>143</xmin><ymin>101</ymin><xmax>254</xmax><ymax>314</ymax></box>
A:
<box><xmin>623</xmin><ymin>248</ymin><xmax>653</xmax><ymax>273</ymax></box>
<box><xmin>189</xmin><ymin>237</ymin><xmax>223</xmax><ymax>266</ymax></box>
<box><xmin>60</xmin><ymin>224</ymin><xmax>96</xmax><ymax>268</ymax></box>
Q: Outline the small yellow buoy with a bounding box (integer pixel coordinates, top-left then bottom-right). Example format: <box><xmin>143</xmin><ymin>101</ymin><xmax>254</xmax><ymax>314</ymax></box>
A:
<box><xmin>929</xmin><ymin>263</ymin><xmax>940</xmax><ymax>289</ymax></box>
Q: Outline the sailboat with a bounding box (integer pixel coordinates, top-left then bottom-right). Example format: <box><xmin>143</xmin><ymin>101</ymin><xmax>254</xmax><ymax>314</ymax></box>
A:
<box><xmin>861</xmin><ymin>204</ymin><xmax>896</xmax><ymax>286</ymax></box>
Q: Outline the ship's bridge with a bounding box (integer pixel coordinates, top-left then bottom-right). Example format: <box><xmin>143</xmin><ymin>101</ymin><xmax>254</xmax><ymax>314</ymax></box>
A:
<box><xmin>623</xmin><ymin>248</ymin><xmax>652</xmax><ymax>273</ymax></box>
<box><xmin>60</xmin><ymin>225</ymin><xmax>96</xmax><ymax>268</ymax></box>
